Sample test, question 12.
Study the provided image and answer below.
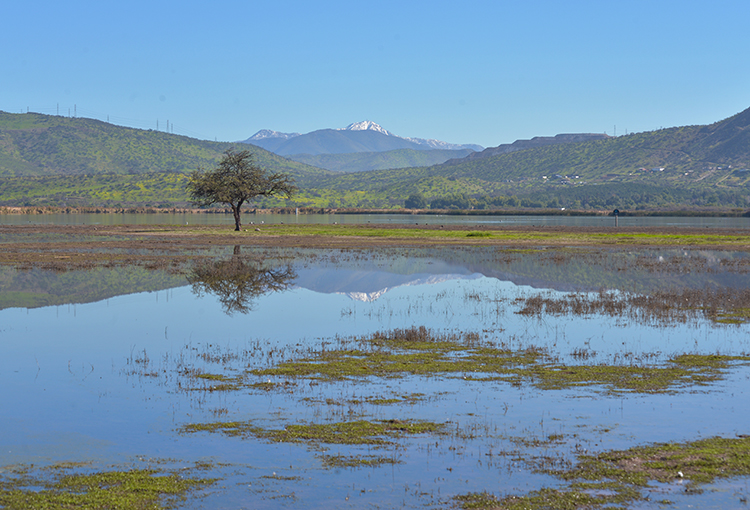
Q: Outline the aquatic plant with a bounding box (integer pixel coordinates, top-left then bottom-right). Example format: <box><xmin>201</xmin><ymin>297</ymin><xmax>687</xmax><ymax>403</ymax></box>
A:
<box><xmin>456</xmin><ymin>436</ymin><xmax>750</xmax><ymax>509</ymax></box>
<box><xmin>0</xmin><ymin>464</ymin><xmax>215</xmax><ymax>510</ymax></box>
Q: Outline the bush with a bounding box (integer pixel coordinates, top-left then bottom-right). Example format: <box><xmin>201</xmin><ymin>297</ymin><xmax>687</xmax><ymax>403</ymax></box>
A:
<box><xmin>405</xmin><ymin>192</ymin><xmax>427</xmax><ymax>209</ymax></box>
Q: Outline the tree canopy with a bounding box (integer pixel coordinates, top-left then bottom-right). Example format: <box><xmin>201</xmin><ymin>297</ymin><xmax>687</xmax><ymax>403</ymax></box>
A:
<box><xmin>405</xmin><ymin>192</ymin><xmax>427</xmax><ymax>209</ymax></box>
<box><xmin>186</xmin><ymin>149</ymin><xmax>297</xmax><ymax>230</ymax></box>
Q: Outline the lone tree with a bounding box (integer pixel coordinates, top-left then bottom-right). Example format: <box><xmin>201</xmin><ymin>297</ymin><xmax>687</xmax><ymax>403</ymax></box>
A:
<box><xmin>187</xmin><ymin>149</ymin><xmax>297</xmax><ymax>231</ymax></box>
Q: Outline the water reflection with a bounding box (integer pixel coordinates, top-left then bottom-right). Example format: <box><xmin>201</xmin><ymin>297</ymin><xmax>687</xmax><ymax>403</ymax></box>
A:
<box><xmin>187</xmin><ymin>246</ymin><xmax>296</xmax><ymax>315</ymax></box>
<box><xmin>2</xmin><ymin>245</ymin><xmax>750</xmax><ymax>508</ymax></box>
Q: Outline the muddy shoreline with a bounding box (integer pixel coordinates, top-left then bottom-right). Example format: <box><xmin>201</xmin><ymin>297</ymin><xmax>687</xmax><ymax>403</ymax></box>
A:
<box><xmin>1</xmin><ymin>223</ymin><xmax>748</xmax><ymax>270</ymax></box>
<box><xmin>2</xmin><ymin>205</ymin><xmax>749</xmax><ymax>217</ymax></box>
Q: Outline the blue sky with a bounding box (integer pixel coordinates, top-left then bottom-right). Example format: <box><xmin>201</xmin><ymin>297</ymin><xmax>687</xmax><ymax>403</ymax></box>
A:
<box><xmin>2</xmin><ymin>0</ymin><xmax>749</xmax><ymax>148</ymax></box>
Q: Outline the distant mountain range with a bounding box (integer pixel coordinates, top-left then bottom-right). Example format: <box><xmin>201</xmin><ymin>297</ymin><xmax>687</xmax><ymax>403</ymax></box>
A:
<box><xmin>242</xmin><ymin>121</ymin><xmax>483</xmax><ymax>156</ymax></box>
<box><xmin>241</xmin><ymin>122</ymin><xmax>617</xmax><ymax>172</ymax></box>
<box><xmin>1</xmin><ymin>106</ymin><xmax>749</xmax><ymax>210</ymax></box>
<box><xmin>303</xmin><ymin>106</ymin><xmax>750</xmax><ymax>210</ymax></box>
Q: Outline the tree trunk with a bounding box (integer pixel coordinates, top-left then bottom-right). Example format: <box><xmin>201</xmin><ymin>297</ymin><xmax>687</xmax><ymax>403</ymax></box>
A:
<box><xmin>232</xmin><ymin>203</ymin><xmax>242</xmax><ymax>231</ymax></box>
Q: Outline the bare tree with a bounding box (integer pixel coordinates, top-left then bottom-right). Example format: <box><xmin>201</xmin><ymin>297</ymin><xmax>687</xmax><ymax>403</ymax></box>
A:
<box><xmin>187</xmin><ymin>149</ymin><xmax>297</xmax><ymax>231</ymax></box>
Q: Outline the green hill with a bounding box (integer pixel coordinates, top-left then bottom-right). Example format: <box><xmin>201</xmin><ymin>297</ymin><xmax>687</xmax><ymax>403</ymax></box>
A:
<box><xmin>0</xmin><ymin>111</ymin><xmax>332</xmax><ymax>206</ymax></box>
<box><xmin>287</xmin><ymin>148</ymin><xmax>474</xmax><ymax>172</ymax></box>
<box><xmin>0</xmin><ymin>111</ymin><xmax>332</xmax><ymax>179</ymax></box>
<box><xmin>297</xmin><ymin>107</ymin><xmax>750</xmax><ymax>209</ymax></box>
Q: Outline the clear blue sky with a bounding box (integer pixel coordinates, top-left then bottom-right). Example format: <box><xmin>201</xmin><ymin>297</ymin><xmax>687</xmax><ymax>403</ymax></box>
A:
<box><xmin>2</xmin><ymin>0</ymin><xmax>748</xmax><ymax>148</ymax></box>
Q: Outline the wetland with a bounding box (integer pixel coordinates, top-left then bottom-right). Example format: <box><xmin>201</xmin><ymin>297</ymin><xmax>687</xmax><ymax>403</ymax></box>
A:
<box><xmin>1</xmin><ymin>222</ymin><xmax>749</xmax><ymax>508</ymax></box>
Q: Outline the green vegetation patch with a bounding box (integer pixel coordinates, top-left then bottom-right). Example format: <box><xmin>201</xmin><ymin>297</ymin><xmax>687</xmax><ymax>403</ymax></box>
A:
<box><xmin>252</xmin><ymin>332</ymin><xmax>543</xmax><ymax>381</ymax></box>
<box><xmin>0</xmin><ymin>464</ymin><xmax>214</xmax><ymax>510</ymax></box>
<box><xmin>250</xmin><ymin>327</ymin><xmax>747</xmax><ymax>394</ymax></box>
<box><xmin>713</xmin><ymin>307</ymin><xmax>750</xmax><ymax>324</ymax></box>
<box><xmin>182</xmin><ymin>372</ymin><xmax>242</xmax><ymax>392</ymax></box>
<box><xmin>181</xmin><ymin>419</ymin><xmax>445</xmax><ymax>446</ymax></box>
<box><xmin>514</xmin><ymin>353</ymin><xmax>745</xmax><ymax>393</ymax></box>
<box><xmin>320</xmin><ymin>454</ymin><xmax>402</xmax><ymax>469</ymax></box>
<box><xmin>249</xmin><ymin>224</ymin><xmax>750</xmax><ymax>247</ymax></box>
<box><xmin>457</xmin><ymin>436</ymin><xmax>750</xmax><ymax>509</ymax></box>
<box><xmin>455</xmin><ymin>487</ymin><xmax>635</xmax><ymax>510</ymax></box>
<box><xmin>565</xmin><ymin>436</ymin><xmax>750</xmax><ymax>486</ymax></box>
<box><xmin>302</xmin><ymin>393</ymin><xmax>425</xmax><ymax>406</ymax></box>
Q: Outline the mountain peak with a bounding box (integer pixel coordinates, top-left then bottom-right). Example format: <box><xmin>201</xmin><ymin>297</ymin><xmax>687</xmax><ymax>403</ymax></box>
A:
<box><xmin>246</xmin><ymin>129</ymin><xmax>300</xmax><ymax>141</ymax></box>
<box><xmin>243</xmin><ymin>121</ymin><xmax>482</xmax><ymax>155</ymax></box>
<box><xmin>341</xmin><ymin>121</ymin><xmax>391</xmax><ymax>136</ymax></box>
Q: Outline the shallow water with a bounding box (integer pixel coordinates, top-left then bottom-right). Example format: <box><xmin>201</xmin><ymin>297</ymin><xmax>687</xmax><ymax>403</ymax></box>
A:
<box><xmin>1</xmin><ymin>246</ymin><xmax>749</xmax><ymax>508</ymax></box>
<box><xmin>2</xmin><ymin>211</ymin><xmax>750</xmax><ymax>228</ymax></box>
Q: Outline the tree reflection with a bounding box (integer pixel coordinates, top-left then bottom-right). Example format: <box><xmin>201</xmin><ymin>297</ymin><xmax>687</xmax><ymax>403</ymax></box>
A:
<box><xmin>187</xmin><ymin>246</ymin><xmax>297</xmax><ymax>315</ymax></box>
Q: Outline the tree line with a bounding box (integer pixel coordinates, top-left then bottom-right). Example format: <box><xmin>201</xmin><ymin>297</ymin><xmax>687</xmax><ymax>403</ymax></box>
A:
<box><xmin>405</xmin><ymin>184</ymin><xmax>750</xmax><ymax>211</ymax></box>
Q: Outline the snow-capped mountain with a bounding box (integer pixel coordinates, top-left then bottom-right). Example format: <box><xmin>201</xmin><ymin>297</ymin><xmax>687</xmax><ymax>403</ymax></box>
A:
<box><xmin>336</xmin><ymin>273</ymin><xmax>483</xmax><ymax>302</ymax></box>
<box><xmin>291</xmin><ymin>266</ymin><xmax>484</xmax><ymax>303</ymax></box>
<box><xmin>242</xmin><ymin>121</ymin><xmax>482</xmax><ymax>156</ymax></box>
<box><xmin>246</xmin><ymin>129</ymin><xmax>300</xmax><ymax>141</ymax></box>
<box><xmin>339</xmin><ymin>121</ymin><xmax>393</xmax><ymax>136</ymax></box>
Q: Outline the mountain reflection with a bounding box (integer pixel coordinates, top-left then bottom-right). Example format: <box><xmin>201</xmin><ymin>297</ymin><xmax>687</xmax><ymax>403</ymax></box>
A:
<box><xmin>187</xmin><ymin>246</ymin><xmax>297</xmax><ymax>315</ymax></box>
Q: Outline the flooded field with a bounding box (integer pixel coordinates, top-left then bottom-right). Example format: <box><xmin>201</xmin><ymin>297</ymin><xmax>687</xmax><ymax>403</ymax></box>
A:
<box><xmin>1</xmin><ymin>237</ymin><xmax>750</xmax><ymax>508</ymax></box>
<box><xmin>3</xmin><ymin>211</ymin><xmax>750</xmax><ymax>229</ymax></box>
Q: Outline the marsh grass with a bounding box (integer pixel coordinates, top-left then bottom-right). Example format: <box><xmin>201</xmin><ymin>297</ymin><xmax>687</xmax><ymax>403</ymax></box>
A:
<box><xmin>302</xmin><ymin>393</ymin><xmax>425</xmax><ymax>407</ymax></box>
<box><xmin>117</xmin><ymin>325</ymin><xmax>750</xmax><ymax>507</ymax></box>
<box><xmin>181</xmin><ymin>419</ymin><xmax>446</xmax><ymax>447</ymax></box>
<box><xmin>0</xmin><ymin>463</ymin><xmax>215</xmax><ymax>510</ymax></box>
<box><xmin>249</xmin><ymin>327</ymin><xmax>749</xmax><ymax>394</ymax></box>
<box><xmin>457</xmin><ymin>436</ymin><xmax>750</xmax><ymax>509</ymax></box>
<box><xmin>566</xmin><ymin>436</ymin><xmax>750</xmax><ymax>486</ymax></box>
<box><xmin>516</xmin><ymin>287</ymin><xmax>750</xmax><ymax>324</ymax></box>
<box><xmin>320</xmin><ymin>454</ymin><xmax>402</xmax><ymax>469</ymax></box>
<box><xmin>128</xmin><ymin>328</ymin><xmax>750</xmax><ymax>404</ymax></box>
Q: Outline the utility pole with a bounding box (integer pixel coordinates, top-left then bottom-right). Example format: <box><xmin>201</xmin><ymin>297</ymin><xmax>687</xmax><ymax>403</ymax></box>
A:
<box><xmin>57</xmin><ymin>103</ymin><xmax>59</xmax><ymax>115</ymax></box>
<box><xmin>74</xmin><ymin>104</ymin><xmax>77</xmax><ymax>117</ymax></box>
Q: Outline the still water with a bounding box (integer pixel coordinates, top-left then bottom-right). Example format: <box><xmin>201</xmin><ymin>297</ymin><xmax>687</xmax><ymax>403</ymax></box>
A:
<box><xmin>2</xmin><ymin>211</ymin><xmax>750</xmax><ymax>228</ymax></box>
<box><xmin>1</xmin><ymin>246</ymin><xmax>749</xmax><ymax>508</ymax></box>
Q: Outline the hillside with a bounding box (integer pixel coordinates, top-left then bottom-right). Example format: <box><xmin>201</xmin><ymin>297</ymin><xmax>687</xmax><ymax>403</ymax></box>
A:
<box><xmin>299</xmin><ymin>107</ymin><xmax>750</xmax><ymax>209</ymax></box>
<box><xmin>434</xmin><ymin>109</ymin><xmax>750</xmax><ymax>184</ymax></box>
<box><xmin>460</xmin><ymin>133</ymin><xmax>610</xmax><ymax>161</ymax></box>
<box><xmin>0</xmin><ymin>111</ymin><xmax>330</xmax><ymax>179</ymax></box>
<box><xmin>287</xmin><ymin>148</ymin><xmax>475</xmax><ymax>172</ymax></box>
<box><xmin>0</xmin><ymin>111</ymin><xmax>333</xmax><ymax>206</ymax></box>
